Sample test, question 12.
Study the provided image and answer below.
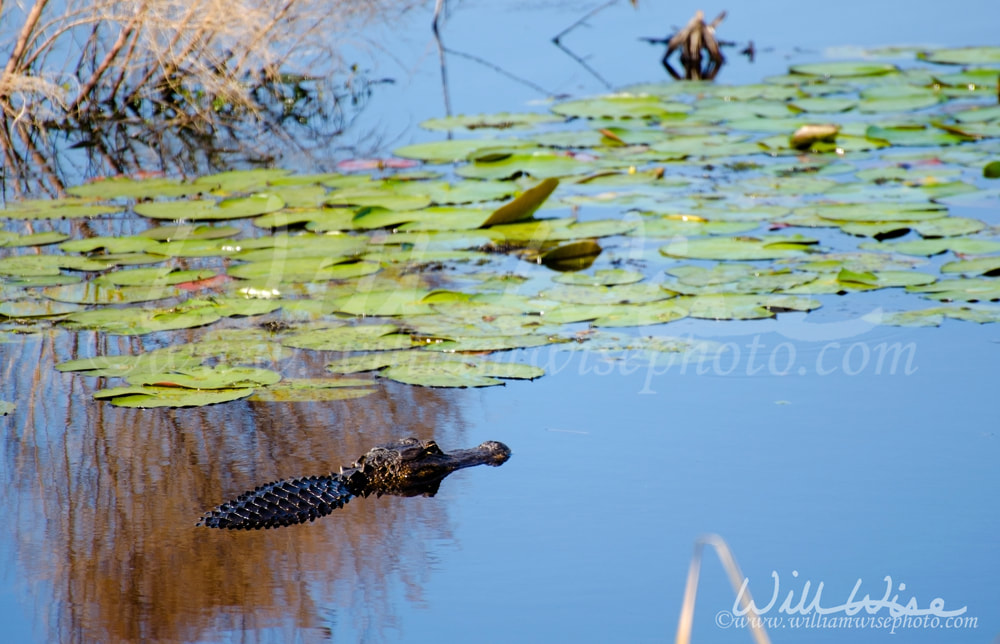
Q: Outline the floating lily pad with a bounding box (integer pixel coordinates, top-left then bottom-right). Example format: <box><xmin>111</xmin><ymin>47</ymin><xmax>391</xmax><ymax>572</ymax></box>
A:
<box><xmin>907</xmin><ymin>278</ymin><xmax>1000</xmax><ymax>302</ymax></box>
<box><xmin>0</xmin><ymin>299</ymin><xmax>84</xmax><ymax>318</ymax></box>
<box><xmin>125</xmin><ymin>365</ymin><xmax>281</xmax><ymax>389</ymax></box>
<box><xmin>941</xmin><ymin>256</ymin><xmax>1000</xmax><ymax>276</ymax></box>
<box><xmin>552</xmin><ymin>94</ymin><xmax>691</xmax><ymax>120</ymax></box>
<box><xmin>790</xmin><ymin>61</ymin><xmax>898</xmax><ymax>77</ymax></box>
<box><xmin>919</xmin><ymin>47</ymin><xmax>1000</xmax><ymax>65</ymax></box>
<box><xmin>139</xmin><ymin>224</ymin><xmax>241</xmax><ymax>241</ymax></box>
<box><xmin>94</xmin><ymin>385</ymin><xmax>255</xmax><ymax>408</ymax></box>
<box><xmin>62</xmin><ymin>303</ymin><xmax>222</xmax><ymax>335</ymax></box>
<box><xmin>553</xmin><ymin>269</ymin><xmax>645</xmax><ymax>286</ymax></box>
<box><xmin>1</xmin><ymin>199</ymin><xmax>122</xmax><ymax>219</ymax></box>
<box><xmin>249</xmin><ymin>379</ymin><xmax>376</xmax><ymax>402</ymax></box>
<box><xmin>42</xmin><ymin>282</ymin><xmax>183</xmax><ymax>304</ymax></box>
<box><xmin>660</xmin><ymin>235</ymin><xmax>817</xmax><ymax>261</ymax></box>
<box><xmin>2</xmin><ymin>231</ymin><xmax>71</xmax><ymax>247</ymax></box>
<box><xmin>421</xmin><ymin>112</ymin><xmax>563</xmax><ymax>131</ymax></box>
<box><xmin>134</xmin><ymin>193</ymin><xmax>285</xmax><ymax>220</ymax></box>
<box><xmin>67</xmin><ymin>177</ymin><xmax>203</xmax><ymax>199</ymax></box>
<box><xmin>282</xmin><ymin>324</ymin><xmax>414</xmax><ymax>351</ymax></box>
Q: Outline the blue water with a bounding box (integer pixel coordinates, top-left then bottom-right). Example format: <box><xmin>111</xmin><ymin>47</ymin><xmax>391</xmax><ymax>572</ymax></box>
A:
<box><xmin>2</xmin><ymin>0</ymin><xmax>1000</xmax><ymax>642</ymax></box>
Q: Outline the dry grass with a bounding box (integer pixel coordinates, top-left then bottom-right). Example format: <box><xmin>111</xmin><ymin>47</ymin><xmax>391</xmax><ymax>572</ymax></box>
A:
<box><xmin>0</xmin><ymin>0</ymin><xmax>419</xmax><ymax>195</ymax></box>
<box><xmin>0</xmin><ymin>0</ymin><xmax>393</xmax><ymax>119</ymax></box>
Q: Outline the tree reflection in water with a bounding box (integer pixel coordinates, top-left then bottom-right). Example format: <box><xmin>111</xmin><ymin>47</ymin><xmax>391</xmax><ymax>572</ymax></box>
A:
<box><xmin>1</xmin><ymin>329</ymin><xmax>471</xmax><ymax>642</ymax></box>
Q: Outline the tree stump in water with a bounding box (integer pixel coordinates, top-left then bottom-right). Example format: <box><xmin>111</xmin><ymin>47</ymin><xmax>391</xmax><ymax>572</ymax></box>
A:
<box><xmin>662</xmin><ymin>10</ymin><xmax>726</xmax><ymax>80</ymax></box>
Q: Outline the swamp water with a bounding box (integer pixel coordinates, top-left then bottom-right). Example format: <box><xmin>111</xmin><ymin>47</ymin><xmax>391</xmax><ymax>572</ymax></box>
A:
<box><xmin>2</xmin><ymin>1</ymin><xmax>999</xmax><ymax>642</ymax></box>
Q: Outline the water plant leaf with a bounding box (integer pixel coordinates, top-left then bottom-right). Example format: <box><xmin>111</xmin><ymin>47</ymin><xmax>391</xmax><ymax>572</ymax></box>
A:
<box><xmin>282</xmin><ymin>324</ymin><xmax>413</xmax><ymax>351</ymax></box>
<box><xmin>1</xmin><ymin>199</ymin><xmax>122</xmax><ymax>219</ymax></box>
<box><xmin>42</xmin><ymin>282</ymin><xmax>182</xmax><ymax>304</ymax></box>
<box><xmin>906</xmin><ymin>278</ymin><xmax>1000</xmax><ymax>302</ymax></box>
<box><xmin>481</xmin><ymin>178</ymin><xmax>559</xmax><ymax>227</ymax></box>
<box><xmin>60</xmin><ymin>236</ymin><xmax>161</xmax><ymax>254</ymax></box>
<box><xmin>142</xmin><ymin>227</ymin><xmax>240</xmax><ymax>244</ymax></box>
<box><xmin>421</xmin><ymin>112</ymin><xmax>562</xmax><ymax>131</ymax></box>
<box><xmin>0</xmin><ymin>299</ymin><xmax>84</xmax><ymax>318</ymax></box>
<box><xmin>125</xmin><ymin>365</ymin><xmax>281</xmax><ymax>389</ymax></box>
<box><xmin>660</xmin><ymin>236</ymin><xmax>817</xmax><ymax>261</ymax></box>
<box><xmin>919</xmin><ymin>47</ymin><xmax>1000</xmax><ymax>64</ymax></box>
<box><xmin>95</xmin><ymin>385</ymin><xmax>255</xmax><ymax>408</ymax></box>
<box><xmin>553</xmin><ymin>269</ymin><xmax>645</xmax><ymax>286</ymax></box>
<box><xmin>134</xmin><ymin>193</ymin><xmax>285</xmax><ymax>220</ymax></box>
<box><xmin>67</xmin><ymin>177</ymin><xmax>202</xmax><ymax>199</ymax></box>
<box><xmin>985</xmin><ymin>161</ymin><xmax>1000</xmax><ymax>179</ymax></box>
<box><xmin>940</xmin><ymin>256</ymin><xmax>1000</xmax><ymax>276</ymax></box>
<box><xmin>192</xmin><ymin>168</ymin><xmax>292</xmax><ymax>192</ymax></box>
<box><xmin>861</xmin><ymin>239</ymin><xmax>1000</xmax><ymax>256</ymax></box>
<box><xmin>61</xmin><ymin>303</ymin><xmax>222</xmax><ymax>335</ymax></box>
<box><xmin>2</xmin><ymin>231</ymin><xmax>71</xmax><ymax>247</ymax></box>
<box><xmin>248</xmin><ymin>379</ymin><xmax>376</xmax><ymax>402</ymax></box>
<box><xmin>393</xmin><ymin>138</ymin><xmax>514</xmax><ymax>162</ymax></box>
<box><xmin>552</xmin><ymin>94</ymin><xmax>691</xmax><ymax>120</ymax></box>
<box><xmin>789</xmin><ymin>61</ymin><xmax>898</xmax><ymax>77</ymax></box>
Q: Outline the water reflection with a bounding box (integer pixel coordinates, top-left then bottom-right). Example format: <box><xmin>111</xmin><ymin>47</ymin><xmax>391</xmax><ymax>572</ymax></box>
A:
<box><xmin>1</xmin><ymin>329</ymin><xmax>471</xmax><ymax>642</ymax></box>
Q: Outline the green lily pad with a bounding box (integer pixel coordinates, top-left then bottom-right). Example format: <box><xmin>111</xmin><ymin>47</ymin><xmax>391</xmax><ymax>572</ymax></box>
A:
<box><xmin>421</xmin><ymin>112</ymin><xmax>563</xmax><ymax>131</ymax></box>
<box><xmin>60</xmin><ymin>236</ymin><xmax>161</xmax><ymax>254</ymax></box>
<box><xmin>125</xmin><ymin>365</ymin><xmax>280</xmax><ymax>389</ymax></box>
<box><xmin>380</xmin><ymin>358</ymin><xmax>542</xmax><ymax>388</ymax></box>
<box><xmin>790</xmin><ymin>61</ymin><xmax>898</xmax><ymax>77</ymax></box>
<box><xmin>139</xmin><ymin>224</ymin><xmax>241</xmax><ymax>241</ymax></box>
<box><xmin>55</xmin><ymin>352</ymin><xmax>205</xmax><ymax>377</ymax></box>
<box><xmin>248</xmin><ymin>379</ymin><xmax>376</xmax><ymax>402</ymax></box>
<box><xmin>192</xmin><ymin>168</ymin><xmax>292</xmax><ymax>192</ymax></box>
<box><xmin>941</xmin><ymin>256</ymin><xmax>1000</xmax><ymax>276</ymax></box>
<box><xmin>42</xmin><ymin>282</ymin><xmax>182</xmax><ymax>304</ymax></box>
<box><xmin>2</xmin><ymin>231</ymin><xmax>71</xmax><ymax>247</ymax></box>
<box><xmin>907</xmin><ymin>278</ymin><xmax>1000</xmax><ymax>302</ymax></box>
<box><xmin>393</xmin><ymin>138</ymin><xmax>516</xmax><ymax>162</ymax></box>
<box><xmin>660</xmin><ymin>235</ymin><xmax>817</xmax><ymax>261</ymax></box>
<box><xmin>94</xmin><ymin>385</ymin><xmax>255</xmax><ymax>408</ymax></box>
<box><xmin>62</xmin><ymin>303</ymin><xmax>222</xmax><ymax>335</ymax></box>
<box><xmin>861</xmin><ymin>238</ymin><xmax>1000</xmax><ymax>256</ymax></box>
<box><xmin>67</xmin><ymin>176</ymin><xmax>203</xmax><ymax>199</ymax></box>
<box><xmin>553</xmin><ymin>269</ymin><xmax>645</xmax><ymax>286</ymax></box>
<box><xmin>282</xmin><ymin>324</ymin><xmax>413</xmax><ymax>351</ymax></box>
<box><xmin>919</xmin><ymin>47</ymin><xmax>1000</xmax><ymax>65</ymax></box>
<box><xmin>678</xmin><ymin>294</ymin><xmax>822</xmax><ymax>319</ymax></box>
<box><xmin>0</xmin><ymin>299</ymin><xmax>85</xmax><ymax>318</ymax></box>
<box><xmin>552</xmin><ymin>94</ymin><xmax>691</xmax><ymax>120</ymax></box>
<box><xmin>1</xmin><ymin>199</ymin><xmax>122</xmax><ymax>219</ymax></box>
<box><xmin>134</xmin><ymin>193</ymin><xmax>285</xmax><ymax>220</ymax></box>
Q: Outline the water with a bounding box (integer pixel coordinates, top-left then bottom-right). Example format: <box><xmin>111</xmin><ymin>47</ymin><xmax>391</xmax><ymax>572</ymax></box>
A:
<box><xmin>2</xmin><ymin>0</ymin><xmax>1000</xmax><ymax>642</ymax></box>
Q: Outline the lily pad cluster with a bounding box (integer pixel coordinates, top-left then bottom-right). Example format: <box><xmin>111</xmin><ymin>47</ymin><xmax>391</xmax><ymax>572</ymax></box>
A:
<box><xmin>4</xmin><ymin>46</ymin><xmax>1000</xmax><ymax>405</ymax></box>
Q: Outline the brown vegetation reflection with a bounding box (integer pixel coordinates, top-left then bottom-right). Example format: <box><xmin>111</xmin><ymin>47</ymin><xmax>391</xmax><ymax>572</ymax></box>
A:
<box><xmin>0</xmin><ymin>0</ymin><xmax>414</xmax><ymax>199</ymax></box>
<box><xmin>1</xmin><ymin>328</ymin><xmax>470</xmax><ymax>642</ymax></box>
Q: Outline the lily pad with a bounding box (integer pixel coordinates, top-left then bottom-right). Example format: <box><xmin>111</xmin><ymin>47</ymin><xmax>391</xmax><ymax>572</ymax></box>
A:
<box><xmin>125</xmin><ymin>365</ymin><xmax>281</xmax><ymax>389</ymax></box>
<box><xmin>134</xmin><ymin>193</ymin><xmax>285</xmax><ymax>220</ymax></box>
<box><xmin>421</xmin><ymin>112</ymin><xmax>563</xmax><ymax>131</ymax></box>
<box><xmin>282</xmin><ymin>324</ymin><xmax>414</xmax><ymax>351</ymax></box>
<box><xmin>660</xmin><ymin>235</ymin><xmax>817</xmax><ymax>261</ymax></box>
<box><xmin>919</xmin><ymin>47</ymin><xmax>1000</xmax><ymax>65</ymax></box>
<box><xmin>94</xmin><ymin>385</ymin><xmax>255</xmax><ymax>408</ymax></box>
<box><xmin>790</xmin><ymin>61</ymin><xmax>898</xmax><ymax>77</ymax></box>
<box><xmin>552</xmin><ymin>94</ymin><xmax>691</xmax><ymax>120</ymax></box>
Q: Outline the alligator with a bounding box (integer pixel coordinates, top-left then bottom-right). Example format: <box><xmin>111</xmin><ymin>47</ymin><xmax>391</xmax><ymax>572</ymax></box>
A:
<box><xmin>197</xmin><ymin>437</ymin><xmax>511</xmax><ymax>530</ymax></box>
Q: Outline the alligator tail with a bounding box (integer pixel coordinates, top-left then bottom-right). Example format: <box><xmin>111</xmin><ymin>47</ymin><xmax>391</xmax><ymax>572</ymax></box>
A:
<box><xmin>197</xmin><ymin>474</ymin><xmax>353</xmax><ymax>529</ymax></box>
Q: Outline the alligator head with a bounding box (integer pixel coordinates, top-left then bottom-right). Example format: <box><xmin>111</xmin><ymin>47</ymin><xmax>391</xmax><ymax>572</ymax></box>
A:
<box><xmin>197</xmin><ymin>437</ymin><xmax>511</xmax><ymax>530</ymax></box>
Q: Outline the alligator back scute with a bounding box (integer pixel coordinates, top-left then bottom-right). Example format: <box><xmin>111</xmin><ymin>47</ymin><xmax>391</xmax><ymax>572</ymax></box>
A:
<box><xmin>197</xmin><ymin>474</ymin><xmax>353</xmax><ymax>530</ymax></box>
